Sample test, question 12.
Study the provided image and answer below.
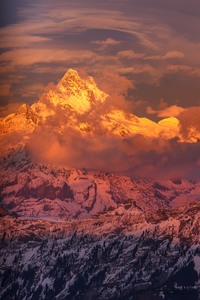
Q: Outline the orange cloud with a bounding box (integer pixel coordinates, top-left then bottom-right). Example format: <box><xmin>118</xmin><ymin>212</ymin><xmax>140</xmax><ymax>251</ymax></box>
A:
<box><xmin>0</xmin><ymin>34</ymin><xmax>50</xmax><ymax>48</ymax></box>
<box><xmin>119</xmin><ymin>65</ymin><xmax>156</xmax><ymax>75</ymax></box>
<box><xmin>23</xmin><ymin>70</ymin><xmax>200</xmax><ymax>181</ymax></box>
<box><xmin>28</xmin><ymin>120</ymin><xmax>200</xmax><ymax>180</ymax></box>
<box><xmin>0</xmin><ymin>49</ymin><xmax>97</xmax><ymax>67</ymax></box>
<box><xmin>117</xmin><ymin>50</ymin><xmax>145</xmax><ymax>59</ymax></box>
<box><xmin>92</xmin><ymin>38</ymin><xmax>121</xmax><ymax>50</ymax></box>
<box><xmin>147</xmin><ymin>105</ymin><xmax>185</xmax><ymax>118</ymax></box>
<box><xmin>145</xmin><ymin>50</ymin><xmax>184</xmax><ymax>61</ymax></box>
<box><xmin>167</xmin><ymin>65</ymin><xmax>200</xmax><ymax>77</ymax></box>
<box><xmin>177</xmin><ymin>106</ymin><xmax>200</xmax><ymax>141</ymax></box>
<box><xmin>0</xmin><ymin>84</ymin><xmax>11</xmax><ymax>97</ymax></box>
<box><xmin>95</xmin><ymin>71</ymin><xmax>134</xmax><ymax>100</ymax></box>
<box><xmin>163</xmin><ymin>51</ymin><xmax>184</xmax><ymax>59</ymax></box>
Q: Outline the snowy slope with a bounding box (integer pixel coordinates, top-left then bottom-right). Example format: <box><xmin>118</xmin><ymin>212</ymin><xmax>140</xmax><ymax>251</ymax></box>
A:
<box><xmin>1</xmin><ymin>157</ymin><xmax>200</xmax><ymax>220</ymax></box>
<box><xmin>0</xmin><ymin>202</ymin><xmax>199</xmax><ymax>300</ymax></box>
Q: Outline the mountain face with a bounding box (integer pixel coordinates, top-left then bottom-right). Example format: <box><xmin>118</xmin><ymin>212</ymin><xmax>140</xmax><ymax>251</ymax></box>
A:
<box><xmin>0</xmin><ymin>203</ymin><xmax>200</xmax><ymax>300</ymax></box>
<box><xmin>0</xmin><ymin>104</ymin><xmax>39</xmax><ymax>136</ymax></box>
<box><xmin>1</xmin><ymin>159</ymin><xmax>200</xmax><ymax>220</ymax></box>
<box><xmin>1</xmin><ymin>68</ymin><xmax>199</xmax><ymax>142</ymax></box>
<box><xmin>32</xmin><ymin>69</ymin><xmax>108</xmax><ymax>118</ymax></box>
<box><xmin>0</xmin><ymin>69</ymin><xmax>200</xmax><ymax>299</ymax></box>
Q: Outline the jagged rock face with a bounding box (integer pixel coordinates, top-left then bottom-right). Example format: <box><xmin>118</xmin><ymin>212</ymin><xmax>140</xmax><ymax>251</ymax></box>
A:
<box><xmin>34</xmin><ymin>68</ymin><xmax>108</xmax><ymax>116</ymax></box>
<box><xmin>0</xmin><ymin>159</ymin><xmax>200</xmax><ymax>220</ymax></box>
<box><xmin>0</xmin><ymin>104</ymin><xmax>39</xmax><ymax>136</ymax></box>
<box><xmin>0</xmin><ymin>207</ymin><xmax>9</xmax><ymax>217</ymax></box>
<box><xmin>14</xmin><ymin>181</ymin><xmax>74</xmax><ymax>202</ymax></box>
<box><xmin>57</xmin><ymin>69</ymin><xmax>107</xmax><ymax>105</ymax></box>
<box><xmin>15</xmin><ymin>104</ymin><xmax>40</xmax><ymax>124</ymax></box>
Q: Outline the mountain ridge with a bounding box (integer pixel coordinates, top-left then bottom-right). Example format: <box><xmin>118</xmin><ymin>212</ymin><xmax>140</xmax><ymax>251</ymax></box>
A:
<box><xmin>0</xmin><ymin>69</ymin><xmax>200</xmax><ymax>299</ymax></box>
<box><xmin>1</xmin><ymin>68</ymin><xmax>199</xmax><ymax>142</ymax></box>
<box><xmin>1</xmin><ymin>158</ymin><xmax>199</xmax><ymax>220</ymax></box>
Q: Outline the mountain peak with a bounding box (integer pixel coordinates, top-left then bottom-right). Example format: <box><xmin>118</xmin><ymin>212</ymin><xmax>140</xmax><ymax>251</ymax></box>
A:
<box><xmin>15</xmin><ymin>104</ymin><xmax>39</xmax><ymax>124</ymax></box>
<box><xmin>59</xmin><ymin>68</ymin><xmax>80</xmax><ymax>84</ymax></box>
<box><xmin>0</xmin><ymin>104</ymin><xmax>39</xmax><ymax>136</ymax></box>
<box><xmin>16</xmin><ymin>104</ymin><xmax>32</xmax><ymax>116</ymax></box>
<box><xmin>57</xmin><ymin>68</ymin><xmax>86</xmax><ymax>94</ymax></box>
<box><xmin>64</xmin><ymin>68</ymin><xmax>79</xmax><ymax>77</ymax></box>
<box><xmin>37</xmin><ymin>68</ymin><xmax>108</xmax><ymax>114</ymax></box>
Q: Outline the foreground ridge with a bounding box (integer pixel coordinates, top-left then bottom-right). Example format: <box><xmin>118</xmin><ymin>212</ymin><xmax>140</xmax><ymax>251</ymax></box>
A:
<box><xmin>0</xmin><ymin>202</ymin><xmax>200</xmax><ymax>300</ymax></box>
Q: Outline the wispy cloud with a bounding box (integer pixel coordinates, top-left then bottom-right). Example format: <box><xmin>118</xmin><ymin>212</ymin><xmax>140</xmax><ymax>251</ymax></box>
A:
<box><xmin>91</xmin><ymin>38</ymin><xmax>121</xmax><ymax>50</ymax></box>
<box><xmin>0</xmin><ymin>48</ymin><xmax>97</xmax><ymax>67</ymax></box>
<box><xmin>145</xmin><ymin>50</ymin><xmax>184</xmax><ymax>61</ymax></box>
<box><xmin>117</xmin><ymin>50</ymin><xmax>145</xmax><ymax>59</ymax></box>
<box><xmin>167</xmin><ymin>64</ymin><xmax>200</xmax><ymax>77</ymax></box>
<box><xmin>147</xmin><ymin>105</ymin><xmax>185</xmax><ymax>118</ymax></box>
<box><xmin>0</xmin><ymin>84</ymin><xmax>11</xmax><ymax>97</ymax></box>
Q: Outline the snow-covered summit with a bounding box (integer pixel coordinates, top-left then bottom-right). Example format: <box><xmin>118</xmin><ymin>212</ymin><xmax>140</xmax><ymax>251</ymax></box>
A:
<box><xmin>1</xmin><ymin>69</ymin><xmax>200</xmax><ymax>142</ymax></box>
<box><xmin>0</xmin><ymin>104</ymin><xmax>39</xmax><ymax>136</ymax></box>
<box><xmin>36</xmin><ymin>68</ymin><xmax>108</xmax><ymax>114</ymax></box>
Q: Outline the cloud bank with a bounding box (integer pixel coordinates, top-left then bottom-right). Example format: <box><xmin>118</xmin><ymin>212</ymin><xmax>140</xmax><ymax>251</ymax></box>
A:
<box><xmin>28</xmin><ymin>125</ymin><xmax>200</xmax><ymax>180</ymax></box>
<box><xmin>27</xmin><ymin>98</ymin><xmax>200</xmax><ymax>180</ymax></box>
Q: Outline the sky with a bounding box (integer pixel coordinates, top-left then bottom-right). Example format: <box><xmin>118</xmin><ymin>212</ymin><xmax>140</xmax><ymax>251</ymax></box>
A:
<box><xmin>0</xmin><ymin>0</ymin><xmax>200</xmax><ymax>180</ymax></box>
<box><xmin>0</xmin><ymin>0</ymin><xmax>200</xmax><ymax>118</ymax></box>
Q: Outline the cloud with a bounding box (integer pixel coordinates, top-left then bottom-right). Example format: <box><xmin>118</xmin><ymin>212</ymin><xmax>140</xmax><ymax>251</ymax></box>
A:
<box><xmin>0</xmin><ymin>30</ymin><xmax>50</xmax><ymax>48</ymax></box>
<box><xmin>1</xmin><ymin>0</ymin><xmax>200</xmax><ymax>122</ymax></box>
<box><xmin>147</xmin><ymin>105</ymin><xmax>185</xmax><ymax>118</ymax></box>
<box><xmin>167</xmin><ymin>65</ymin><xmax>200</xmax><ymax>77</ymax></box>
<box><xmin>117</xmin><ymin>50</ymin><xmax>145</xmax><ymax>60</ymax></box>
<box><xmin>118</xmin><ymin>64</ymin><xmax>156</xmax><ymax>76</ymax></box>
<box><xmin>28</xmin><ymin>117</ymin><xmax>200</xmax><ymax>180</ymax></box>
<box><xmin>0</xmin><ymin>84</ymin><xmax>11</xmax><ymax>97</ymax></box>
<box><xmin>177</xmin><ymin>106</ymin><xmax>200</xmax><ymax>141</ymax></box>
<box><xmin>145</xmin><ymin>50</ymin><xmax>184</xmax><ymax>61</ymax></box>
<box><xmin>17</xmin><ymin>83</ymin><xmax>56</xmax><ymax>99</ymax></box>
<box><xmin>95</xmin><ymin>71</ymin><xmax>134</xmax><ymax>99</ymax></box>
<box><xmin>91</xmin><ymin>38</ymin><xmax>121</xmax><ymax>50</ymax></box>
<box><xmin>25</xmin><ymin>89</ymin><xmax>200</xmax><ymax>180</ymax></box>
<box><xmin>0</xmin><ymin>48</ymin><xmax>97</xmax><ymax>67</ymax></box>
<box><xmin>163</xmin><ymin>51</ymin><xmax>184</xmax><ymax>59</ymax></box>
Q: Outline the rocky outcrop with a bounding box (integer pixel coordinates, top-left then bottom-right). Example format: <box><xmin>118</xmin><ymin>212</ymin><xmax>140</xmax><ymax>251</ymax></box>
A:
<box><xmin>57</xmin><ymin>182</ymin><xmax>74</xmax><ymax>201</ymax></box>
<box><xmin>0</xmin><ymin>207</ymin><xmax>9</xmax><ymax>217</ymax></box>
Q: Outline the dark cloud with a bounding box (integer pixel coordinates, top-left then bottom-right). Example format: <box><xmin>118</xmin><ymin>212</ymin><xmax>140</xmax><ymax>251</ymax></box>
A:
<box><xmin>0</xmin><ymin>0</ymin><xmax>30</xmax><ymax>27</ymax></box>
<box><xmin>178</xmin><ymin>107</ymin><xmax>200</xmax><ymax>140</ymax></box>
<box><xmin>135</xmin><ymin>0</ymin><xmax>200</xmax><ymax>43</ymax></box>
<box><xmin>128</xmin><ymin>73</ymin><xmax>200</xmax><ymax>118</ymax></box>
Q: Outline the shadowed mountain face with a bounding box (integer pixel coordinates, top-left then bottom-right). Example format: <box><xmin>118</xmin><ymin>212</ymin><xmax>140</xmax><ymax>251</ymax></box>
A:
<box><xmin>0</xmin><ymin>202</ymin><xmax>200</xmax><ymax>300</ymax></box>
<box><xmin>0</xmin><ymin>69</ymin><xmax>199</xmax><ymax>299</ymax></box>
<box><xmin>1</xmin><ymin>159</ymin><xmax>200</xmax><ymax>220</ymax></box>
